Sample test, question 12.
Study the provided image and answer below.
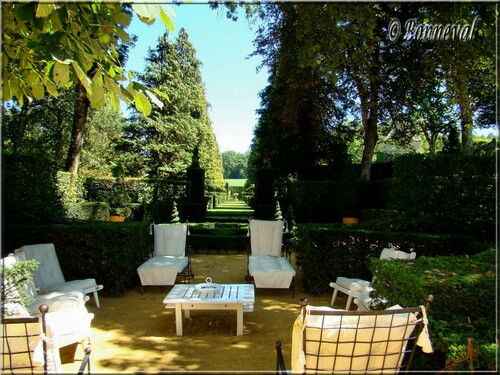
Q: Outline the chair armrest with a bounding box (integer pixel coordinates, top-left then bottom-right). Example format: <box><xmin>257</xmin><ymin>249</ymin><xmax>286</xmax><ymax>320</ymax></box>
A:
<box><xmin>275</xmin><ymin>340</ymin><xmax>288</xmax><ymax>375</ymax></box>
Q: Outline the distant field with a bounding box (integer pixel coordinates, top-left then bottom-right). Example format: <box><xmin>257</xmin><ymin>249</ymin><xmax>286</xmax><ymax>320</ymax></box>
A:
<box><xmin>225</xmin><ymin>179</ymin><xmax>247</xmax><ymax>187</ymax></box>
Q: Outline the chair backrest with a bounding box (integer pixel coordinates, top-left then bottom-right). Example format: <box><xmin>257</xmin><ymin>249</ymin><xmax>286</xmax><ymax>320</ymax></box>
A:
<box><xmin>16</xmin><ymin>244</ymin><xmax>66</xmax><ymax>291</ymax></box>
<box><xmin>294</xmin><ymin>305</ymin><xmax>425</xmax><ymax>373</ymax></box>
<box><xmin>249</xmin><ymin>219</ymin><xmax>284</xmax><ymax>257</ymax></box>
<box><xmin>380</xmin><ymin>248</ymin><xmax>416</xmax><ymax>260</ymax></box>
<box><xmin>153</xmin><ymin>223</ymin><xmax>188</xmax><ymax>257</ymax></box>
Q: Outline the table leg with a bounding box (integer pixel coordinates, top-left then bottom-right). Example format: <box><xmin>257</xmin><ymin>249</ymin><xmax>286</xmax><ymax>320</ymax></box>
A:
<box><xmin>236</xmin><ymin>304</ymin><xmax>243</xmax><ymax>336</ymax></box>
<box><xmin>175</xmin><ymin>305</ymin><xmax>183</xmax><ymax>336</ymax></box>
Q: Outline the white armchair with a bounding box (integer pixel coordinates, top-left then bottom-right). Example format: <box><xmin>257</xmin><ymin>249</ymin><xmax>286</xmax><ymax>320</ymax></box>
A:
<box><xmin>247</xmin><ymin>219</ymin><xmax>296</xmax><ymax>295</ymax></box>
<box><xmin>329</xmin><ymin>248</ymin><xmax>416</xmax><ymax>310</ymax></box>
<box><xmin>15</xmin><ymin>243</ymin><xmax>104</xmax><ymax>308</ymax></box>
<box><xmin>1</xmin><ymin>253</ymin><xmax>94</xmax><ymax>374</ymax></box>
<box><xmin>137</xmin><ymin>223</ymin><xmax>193</xmax><ymax>292</ymax></box>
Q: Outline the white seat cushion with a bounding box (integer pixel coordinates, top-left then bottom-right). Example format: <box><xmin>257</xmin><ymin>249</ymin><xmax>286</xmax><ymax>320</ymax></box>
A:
<box><xmin>249</xmin><ymin>255</ymin><xmax>295</xmax><ymax>288</ymax></box>
<box><xmin>137</xmin><ymin>256</ymin><xmax>188</xmax><ymax>286</ymax></box>
<box><xmin>334</xmin><ymin>277</ymin><xmax>371</xmax><ymax>292</ymax></box>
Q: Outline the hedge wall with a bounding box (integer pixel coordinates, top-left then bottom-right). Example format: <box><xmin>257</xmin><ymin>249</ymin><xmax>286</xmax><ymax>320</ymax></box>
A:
<box><xmin>2</xmin><ymin>223</ymin><xmax>151</xmax><ymax>296</ymax></box>
<box><xmin>295</xmin><ymin>224</ymin><xmax>489</xmax><ymax>294</ymax></box>
<box><xmin>2</xmin><ymin>153</ymin><xmax>66</xmax><ymax>224</ymax></box>
<box><xmin>390</xmin><ymin>154</ymin><xmax>495</xmax><ymax>239</ymax></box>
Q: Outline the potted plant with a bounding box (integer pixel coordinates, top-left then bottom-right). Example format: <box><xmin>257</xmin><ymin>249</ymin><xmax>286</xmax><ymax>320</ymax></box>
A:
<box><xmin>1</xmin><ymin>256</ymin><xmax>39</xmax><ymax>317</ymax></box>
<box><xmin>108</xmin><ymin>178</ymin><xmax>131</xmax><ymax>222</ymax></box>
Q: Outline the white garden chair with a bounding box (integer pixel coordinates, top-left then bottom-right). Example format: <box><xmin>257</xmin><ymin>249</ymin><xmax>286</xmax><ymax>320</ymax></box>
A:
<box><xmin>247</xmin><ymin>219</ymin><xmax>296</xmax><ymax>296</ymax></box>
<box><xmin>137</xmin><ymin>223</ymin><xmax>193</xmax><ymax>293</ymax></box>
<box><xmin>15</xmin><ymin>243</ymin><xmax>104</xmax><ymax>308</ymax></box>
<box><xmin>329</xmin><ymin>248</ymin><xmax>416</xmax><ymax>310</ymax></box>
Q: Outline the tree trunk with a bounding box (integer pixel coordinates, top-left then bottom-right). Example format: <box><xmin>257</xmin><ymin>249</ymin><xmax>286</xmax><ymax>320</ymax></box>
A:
<box><xmin>65</xmin><ymin>82</ymin><xmax>89</xmax><ymax>175</ymax></box>
<box><xmin>359</xmin><ymin>75</ymin><xmax>380</xmax><ymax>180</ymax></box>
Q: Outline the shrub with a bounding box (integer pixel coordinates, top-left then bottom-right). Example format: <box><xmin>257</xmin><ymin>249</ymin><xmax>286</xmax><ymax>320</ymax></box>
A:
<box><xmin>295</xmin><ymin>224</ymin><xmax>489</xmax><ymax>294</ymax></box>
<box><xmin>369</xmin><ymin>249</ymin><xmax>496</xmax><ymax>371</ymax></box>
<box><xmin>66</xmin><ymin>202</ymin><xmax>110</xmax><ymax>221</ymax></box>
<box><xmin>2</xmin><ymin>152</ymin><xmax>66</xmax><ymax>224</ymax></box>
<box><xmin>390</xmin><ymin>154</ymin><xmax>495</xmax><ymax>240</ymax></box>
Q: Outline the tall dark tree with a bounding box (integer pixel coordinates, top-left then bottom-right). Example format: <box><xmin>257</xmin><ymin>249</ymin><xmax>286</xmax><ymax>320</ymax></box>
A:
<box><xmin>249</xmin><ymin>3</ymin><xmax>352</xmax><ymax>182</ymax></box>
<box><xmin>118</xmin><ymin>29</ymin><xmax>224</xmax><ymax>188</ymax></box>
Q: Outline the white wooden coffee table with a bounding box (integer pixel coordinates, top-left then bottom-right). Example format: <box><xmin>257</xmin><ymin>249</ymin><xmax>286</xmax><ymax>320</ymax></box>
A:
<box><xmin>163</xmin><ymin>284</ymin><xmax>255</xmax><ymax>336</ymax></box>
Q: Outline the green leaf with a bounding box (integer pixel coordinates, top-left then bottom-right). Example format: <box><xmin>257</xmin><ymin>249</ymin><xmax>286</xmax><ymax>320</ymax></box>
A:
<box><xmin>114</xmin><ymin>12</ymin><xmax>131</xmax><ymax>27</ymax></box>
<box><xmin>71</xmin><ymin>61</ymin><xmax>92</xmax><ymax>95</ymax></box>
<box><xmin>159</xmin><ymin>8</ymin><xmax>175</xmax><ymax>31</ymax></box>
<box><xmin>132</xmin><ymin>3</ymin><xmax>160</xmax><ymax>25</ymax></box>
<box><xmin>36</xmin><ymin>3</ymin><xmax>54</xmax><ymax>18</ymax></box>
<box><xmin>53</xmin><ymin>61</ymin><xmax>70</xmax><ymax>87</ymax></box>
<box><xmin>31</xmin><ymin>76</ymin><xmax>44</xmax><ymax>100</ymax></box>
<box><xmin>134</xmin><ymin>91</ymin><xmax>152</xmax><ymax>116</ymax></box>
<box><xmin>2</xmin><ymin>75</ymin><xmax>12</xmax><ymax>100</ymax></box>
<box><xmin>145</xmin><ymin>89</ymin><xmax>164</xmax><ymax>108</ymax></box>
<box><xmin>152</xmin><ymin>87</ymin><xmax>169</xmax><ymax>101</ymax></box>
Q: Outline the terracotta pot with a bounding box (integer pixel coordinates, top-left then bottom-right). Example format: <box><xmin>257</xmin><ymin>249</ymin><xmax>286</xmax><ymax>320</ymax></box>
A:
<box><xmin>342</xmin><ymin>216</ymin><xmax>359</xmax><ymax>224</ymax></box>
<box><xmin>109</xmin><ymin>215</ymin><xmax>125</xmax><ymax>222</ymax></box>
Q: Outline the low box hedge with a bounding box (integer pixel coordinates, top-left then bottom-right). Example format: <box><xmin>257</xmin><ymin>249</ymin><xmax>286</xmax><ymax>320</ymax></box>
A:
<box><xmin>370</xmin><ymin>249</ymin><xmax>496</xmax><ymax>371</ymax></box>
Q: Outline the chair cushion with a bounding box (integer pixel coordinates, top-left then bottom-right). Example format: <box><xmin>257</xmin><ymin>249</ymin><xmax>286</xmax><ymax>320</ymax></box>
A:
<box><xmin>380</xmin><ymin>248</ymin><xmax>415</xmax><ymax>260</ymax></box>
<box><xmin>249</xmin><ymin>255</ymin><xmax>295</xmax><ymax>288</ymax></box>
<box><xmin>137</xmin><ymin>256</ymin><xmax>188</xmax><ymax>286</ymax></box>
<box><xmin>153</xmin><ymin>224</ymin><xmax>187</xmax><ymax>257</ymax></box>
<box><xmin>16</xmin><ymin>244</ymin><xmax>66</xmax><ymax>290</ymax></box>
<box><xmin>28</xmin><ymin>291</ymin><xmax>88</xmax><ymax>317</ymax></box>
<box><xmin>292</xmin><ymin>306</ymin><xmax>418</xmax><ymax>372</ymax></box>
<box><xmin>334</xmin><ymin>277</ymin><xmax>371</xmax><ymax>292</ymax></box>
<box><xmin>249</xmin><ymin>220</ymin><xmax>284</xmax><ymax>257</ymax></box>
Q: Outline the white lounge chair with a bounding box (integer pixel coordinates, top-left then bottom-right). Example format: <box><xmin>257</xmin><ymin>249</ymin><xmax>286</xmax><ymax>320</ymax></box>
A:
<box><xmin>137</xmin><ymin>223</ymin><xmax>193</xmax><ymax>292</ymax></box>
<box><xmin>1</xmin><ymin>304</ymin><xmax>93</xmax><ymax>374</ymax></box>
<box><xmin>1</xmin><ymin>253</ymin><xmax>94</xmax><ymax>374</ymax></box>
<box><xmin>247</xmin><ymin>219</ymin><xmax>296</xmax><ymax>295</ymax></box>
<box><xmin>276</xmin><ymin>297</ymin><xmax>433</xmax><ymax>374</ymax></box>
<box><xmin>15</xmin><ymin>243</ymin><xmax>104</xmax><ymax>308</ymax></box>
<box><xmin>329</xmin><ymin>247</ymin><xmax>417</xmax><ymax>310</ymax></box>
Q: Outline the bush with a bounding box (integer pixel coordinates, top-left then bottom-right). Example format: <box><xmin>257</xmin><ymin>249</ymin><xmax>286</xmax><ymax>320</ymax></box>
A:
<box><xmin>2</xmin><ymin>223</ymin><xmax>151</xmax><ymax>296</ymax></box>
<box><xmin>390</xmin><ymin>154</ymin><xmax>495</xmax><ymax>240</ymax></box>
<box><xmin>66</xmin><ymin>202</ymin><xmax>110</xmax><ymax>221</ymax></box>
<box><xmin>369</xmin><ymin>249</ymin><xmax>496</xmax><ymax>371</ymax></box>
<box><xmin>295</xmin><ymin>224</ymin><xmax>489</xmax><ymax>294</ymax></box>
<box><xmin>2</xmin><ymin>152</ymin><xmax>66</xmax><ymax>224</ymax></box>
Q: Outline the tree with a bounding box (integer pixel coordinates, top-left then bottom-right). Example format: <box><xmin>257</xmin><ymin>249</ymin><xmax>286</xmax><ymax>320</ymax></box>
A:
<box><xmin>118</xmin><ymin>29</ymin><xmax>224</xmax><ymax>188</ymax></box>
<box><xmin>249</xmin><ymin>3</ymin><xmax>352</xmax><ymax>182</ymax></box>
<box><xmin>221</xmin><ymin>151</ymin><xmax>248</xmax><ymax>179</ymax></box>
<box><xmin>2</xmin><ymin>1</ymin><xmax>173</xmax><ymax>114</ymax></box>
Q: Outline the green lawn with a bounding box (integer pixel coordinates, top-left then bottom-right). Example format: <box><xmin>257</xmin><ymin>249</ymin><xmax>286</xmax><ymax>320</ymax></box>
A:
<box><xmin>225</xmin><ymin>179</ymin><xmax>247</xmax><ymax>187</ymax></box>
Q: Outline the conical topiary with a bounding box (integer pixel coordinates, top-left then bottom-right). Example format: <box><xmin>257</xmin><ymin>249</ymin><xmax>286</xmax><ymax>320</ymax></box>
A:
<box><xmin>170</xmin><ymin>201</ymin><xmax>180</xmax><ymax>223</ymax></box>
<box><xmin>274</xmin><ymin>200</ymin><xmax>283</xmax><ymax>220</ymax></box>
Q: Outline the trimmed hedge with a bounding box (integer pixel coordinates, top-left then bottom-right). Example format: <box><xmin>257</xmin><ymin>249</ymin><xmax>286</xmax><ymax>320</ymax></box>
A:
<box><xmin>370</xmin><ymin>250</ymin><xmax>496</xmax><ymax>371</ymax></box>
<box><xmin>295</xmin><ymin>224</ymin><xmax>489</xmax><ymax>294</ymax></box>
<box><xmin>66</xmin><ymin>202</ymin><xmax>110</xmax><ymax>221</ymax></box>
<box><xmin>390</xmin><ymin>154</ymin><xmax>495</xmax><ymax>240</ymax></box>
<box><xmin>3</xmin><ymin>152</ymin><xmax>66</xmax><ymax>224</ymax></box>
<box><xmin>2</xmin><ymin>223</ymin><xmax>151</xmax><ymax>296</ymax></box>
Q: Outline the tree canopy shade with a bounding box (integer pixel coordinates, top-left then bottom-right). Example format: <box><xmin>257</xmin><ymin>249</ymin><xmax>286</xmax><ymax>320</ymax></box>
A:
<box><xmin>228</xmin><ymin>2</ymin><xmax>496</xmax><ymax>181</ymax></box>
<box><xmin>1</xmin><ymin>1</ymin><xmax>174</xmax><ymax>116</ymax></box>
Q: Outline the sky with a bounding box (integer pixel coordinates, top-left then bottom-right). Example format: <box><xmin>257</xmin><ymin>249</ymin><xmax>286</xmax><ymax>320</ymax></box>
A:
<box><xmin>124</xmin><ymin>3</ymin><xmax>269</xmax><ymax>154</ymax></box>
